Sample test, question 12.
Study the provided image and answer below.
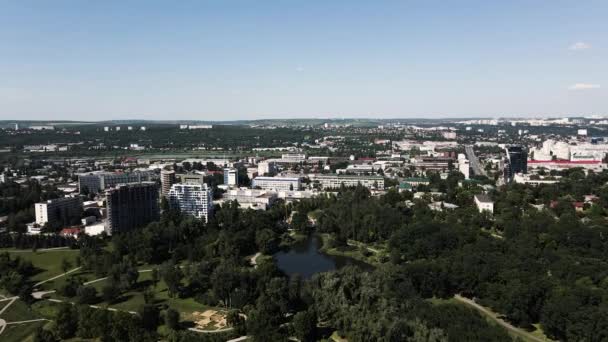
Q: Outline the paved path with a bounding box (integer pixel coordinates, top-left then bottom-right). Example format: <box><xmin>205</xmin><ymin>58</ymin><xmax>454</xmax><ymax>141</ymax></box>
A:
<box><xmin>83</xmin><ymin>268</ymin><xmax>153</xmax><ymax>286</ymax></box>
<box><xmin>5</xmin><ymin>247</ymin><xmax>79</xmax><ymax>253</ymax></box>
<box><xmin>0</xmin><ymin>296</ymin><xmax>18</xmax><ymax>315</ymax></box>
<box><xmin>32</xmin><ymin>290</ymin><xmax>56</xmax><ymax>299</ymax></box>
<box><xmin>249</xmin><ymin>252</ymin><xmax>261</xmax><ymax>268</ymax></box>
<box><xmin>188</xmin><ymin>327</ymin><xmax>234</xmax><ymax>334</ymax></box>
<box><xmin>454</xmin><ymin>295</ymin><xmax>547</xmax><ymax>342</ymax></box>
<box><xmin>34</xmin><ymin>266</ymin><xmax>82</xmax><ymax>287</ymax></box>
<box><xmin>347</xmin><ymin>240</ymin><xmax>380</xmax><ymax>253</ymax></box>
<box><xmin>6</xmin><ymin>318</ymin><xmax>49</xmax><ymax>325</ymax></box>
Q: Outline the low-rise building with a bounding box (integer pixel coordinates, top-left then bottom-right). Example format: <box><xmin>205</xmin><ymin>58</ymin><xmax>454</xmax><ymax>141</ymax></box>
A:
<box><xmin>313</xmin><ymin>174</ymin><xmax>384</xmax><ymax>190</ymax></box>
<box><xmin>252</xmin><ymin>176</ymin><xmax>301</xmax><ymax>191</ymax></box>
<box><xmin>221</xmin><ymin>188</ymin><xmax>277</xmax><ymax>210</ymax></box>
<box><xmin>474</xmin><ymin>194</ymin><xmax>494</xmax><ymax>213</ymax></box>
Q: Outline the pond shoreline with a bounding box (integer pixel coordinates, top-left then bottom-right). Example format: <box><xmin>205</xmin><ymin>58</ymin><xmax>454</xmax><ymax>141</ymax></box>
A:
<box><xmin>273</xmin><ymin>233</ymin><xmax>374</xmax><ymax>279</ymax></box>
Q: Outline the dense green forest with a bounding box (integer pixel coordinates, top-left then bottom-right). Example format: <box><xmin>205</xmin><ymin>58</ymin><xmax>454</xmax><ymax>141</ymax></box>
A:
<box><xmin>292</xmin><ymin>169</ymin><xmax>608</xmax><ymax>341</ymax></box>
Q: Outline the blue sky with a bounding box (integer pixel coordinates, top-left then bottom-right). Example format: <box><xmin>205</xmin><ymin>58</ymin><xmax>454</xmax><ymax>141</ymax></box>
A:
<box><xmin>0</xmin><ymin>1</ymin><xmax>606</xmax><ymax>120</ymax></box>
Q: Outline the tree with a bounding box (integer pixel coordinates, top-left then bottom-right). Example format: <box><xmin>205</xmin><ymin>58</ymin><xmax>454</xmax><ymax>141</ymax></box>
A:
<box><xmin>55</xmin><ymin>303</ymin><xmax>77</xmax><ymax>339</ymax></box>
<box><xmin>34</xmin><ymin>327</ymin><xmax>57</xmax><ymax>342</ymax></box>
<box><xmin>139</xmin><ymin>304</ymin><xmax>160</xmax><ymax>332</ymax></box>
<box><xmin>160</xmin><ymin>261</ymin><xmax>183</xmax><ymax>298</ymax></box>
<box><xmin>102</xmin><ymin>283</ymin><xmax>120</xmax><ymax>303</ymax></box>
<box><xmin>61</xmin><ymin>257</ymin><xmax>72</xmax><ymax>274</ymax></box>
<box><xmin>165</xmin><ymin>307</ymin><xmax>180</xmax><ymax>330</ymax></box>
<box><xmin>151</xmin><ymin>268</ymin><xmax>160</xmax><ymax>289</ymax></box>
<box><xmin>143</xmin><ymin>286</ymin><xmax>156</xmax><ymax>304</ymax></box>
<box><xmin>293</xmin><ymin>309</ymin><xmax>317</xmax><ymax>342</ymax></box>
<box><xmin>227</xmin><ymin>310</ymin><xmax>246</xmax><ymax>335</ymax></box>
<box><xmin>76</xmin><ymin>286</ymin><xmax>97</xmax><ymax>304</ymax></box>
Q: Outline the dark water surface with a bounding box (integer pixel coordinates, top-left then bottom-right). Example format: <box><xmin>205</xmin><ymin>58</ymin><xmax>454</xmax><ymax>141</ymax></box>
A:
<box><xmin>274</xmin><ymin>234</ymin><xmax>373</xmax><ymax>278</ymax></box>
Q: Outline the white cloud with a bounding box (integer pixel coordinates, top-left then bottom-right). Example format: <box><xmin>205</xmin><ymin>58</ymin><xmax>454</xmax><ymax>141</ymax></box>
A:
<box><xmin>569</xmin><ymin>42</ymin><xmax>591</xmax><ymax>51</ymax></box>
<box><xmin>569</xmin><ymin>83</ymin><xmax>600</xmax><ymax>90</ymax></box>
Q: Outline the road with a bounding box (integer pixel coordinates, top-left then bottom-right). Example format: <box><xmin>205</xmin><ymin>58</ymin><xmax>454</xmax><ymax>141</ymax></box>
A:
<box><xmin>465</xmin><ymin>145</ymin><xmax>487</xmax><ymax>177</ymax></box>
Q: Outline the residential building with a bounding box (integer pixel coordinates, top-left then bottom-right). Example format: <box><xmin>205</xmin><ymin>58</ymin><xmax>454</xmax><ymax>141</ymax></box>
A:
<box><xmin>252</xmin><ymin>176</ymin><xmax>301</xmax><ymax>191</ymax></box>
<box><xmin>106</xmin><ymin>182</ymin><xmax>159</xmax><ymax>235</ymax></box>
<box><xmin>35</xmin><ymin>197</ymin><xmax>83</xmax><ymax>226</ymax></box>
<box><xmin>168</xmin><ymin>183</ymin><xmax>213</xmax><ymax>222</ymax></box>
<box><xmin>161</xmin><ymin>170</ymin><xmax>176</xmax><ymax>197</ymax></box>
<box><xmin>474</xmin><ymin>194</ymin><xmax>494</xmax><ymax>213</ymax></box>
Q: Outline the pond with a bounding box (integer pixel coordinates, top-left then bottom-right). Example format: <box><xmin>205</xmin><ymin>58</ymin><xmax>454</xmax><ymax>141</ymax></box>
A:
<box><xmin>274</xmin><ymin>234</ymin><xmax>374</xmax><ymax>279</ymax></box>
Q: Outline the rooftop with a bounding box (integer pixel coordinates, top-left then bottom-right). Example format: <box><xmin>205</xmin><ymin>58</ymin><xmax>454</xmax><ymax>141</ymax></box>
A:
<box><xmin>474</xmin><ymin>194</ymin><xmax>493</xmax><ymax>203</ymax></box>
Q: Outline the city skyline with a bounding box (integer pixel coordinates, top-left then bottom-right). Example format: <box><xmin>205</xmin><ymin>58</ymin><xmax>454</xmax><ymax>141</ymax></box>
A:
<box><xmin>0</xmin><ymin>1</ymin><xmax>606</xmax><ymax>120</ymax></box>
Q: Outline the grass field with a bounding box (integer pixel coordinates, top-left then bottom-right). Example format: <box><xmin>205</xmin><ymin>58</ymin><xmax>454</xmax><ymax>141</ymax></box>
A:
<box><xmin>0</xmin><ymin>299</ymin><xmax>59</xmax><ymax>342</ymax></box>
<box><xmin>0</xmin><ymin>248</ymin><xmax>80</xmax><ymax>283</ymax></box>
<box><xmin>1</xmin><ymin>320</ymin><xmax>48</xmax><ymax>342</ymax></box>
<box><xmin>0</xmin><ymin>299</ymin><xmax>40</xmax><ymax>322</ymax></box>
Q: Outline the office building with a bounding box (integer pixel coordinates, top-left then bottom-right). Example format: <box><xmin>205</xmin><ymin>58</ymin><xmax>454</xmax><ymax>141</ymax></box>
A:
<box><xmin>224</xmin><ymin>168</ymin><xmax>238</xmax><ymax>186</ymax></box>
<box><xmin>168</xmin><ymin>183</ymin><xmax>213</xmax><ymax>222</ymax></box>
<box><xmin>106</xmin><ymin>182</ymin><xmax>159</xmax><ymax>235</ymax></box>
<box><xmin>281</xmin><ymin>153</ymin><xmax>306</xmax><ymax>162</ymax></box>
<box><xmin>221</xmin><ymin>189</ymin><xmax>277</xmax><ymax>210</ymax></box>
<box><xmin>314</xmin><ymin>174</ymin><xmax>384</xmax><ymax>190</ymax></box>
<box><xmin>161</xmin><ymin>170</ymin><xmax>176</xmax><ymax>197</ymax></box>
<box><xmin>257</xmin><ymin>161</ymin><xmax>276</xmax><ymax>176</ymax></box>
<box><xmin>504</xmin><ymin>145</ymin><xmax>528</xmax><ymax>181</ymax></box>
<box><xmin>177</xmin><ymin>173</ymin><xmax>206</xmax><ymax>185</ymax></box>
<box><xmin>252</xmin><ymin>176</ymin><xmax>301</xmax><ymax>191</ymax></box>
<box><xmin>35</xmin><ymin>197</ymin><xmax>83</xmax><ymax>226</ymax></box>
<box><xmin>78</xmin><ymin>171</ymin><xmax>157</xmax><ymax>194</ymax></box>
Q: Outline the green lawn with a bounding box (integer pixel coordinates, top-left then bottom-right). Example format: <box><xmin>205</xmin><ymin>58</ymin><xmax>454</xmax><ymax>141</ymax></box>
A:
<box><xmin>0</xmin><ymin>299</ymin><xmax>58</xmax><ymax>342</ymax></box>
<box><xmin>0</xmin><ymin>248</ymin><xmax>80</xmax><ymax>283</ymax></box>
<box><xmin>1</xmin><ymin>320</ymin><xmax>48</xmax><ymax>342</ymax></box>
<box><xmin>0</xmin><ymin>298</ymin><xmax>41</xmax><ymax>322</ymax></box>
<box><xmin>50</xmin><ymin>269</ymin><xmax>219</xmax><ymax>323</ymax></box>
<box><xmin>87</xmin><ymin>271</ymin><xmax>215</xmax><ymax>315</ymax></box>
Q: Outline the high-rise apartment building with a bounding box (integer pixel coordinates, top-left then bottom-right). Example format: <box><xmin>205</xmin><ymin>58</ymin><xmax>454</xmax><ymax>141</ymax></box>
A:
<box><xmin>35</xmin><ymin>197</ymin><xmax>83</xmax><ymax>226</ymax></box>
<box><xmin>168</xmin><ymin>183</ymin><xmax>213</xmax><ymax>222</ymax></box>
<box><xmin>160</xmin><ymin>170</ymin><xmax>176</xmax><ymax>197</ymax></box>
<box><xmin>105</xmin><ymin>182</ymin><xmax>159</xmax><ymax>235</ymax></box>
